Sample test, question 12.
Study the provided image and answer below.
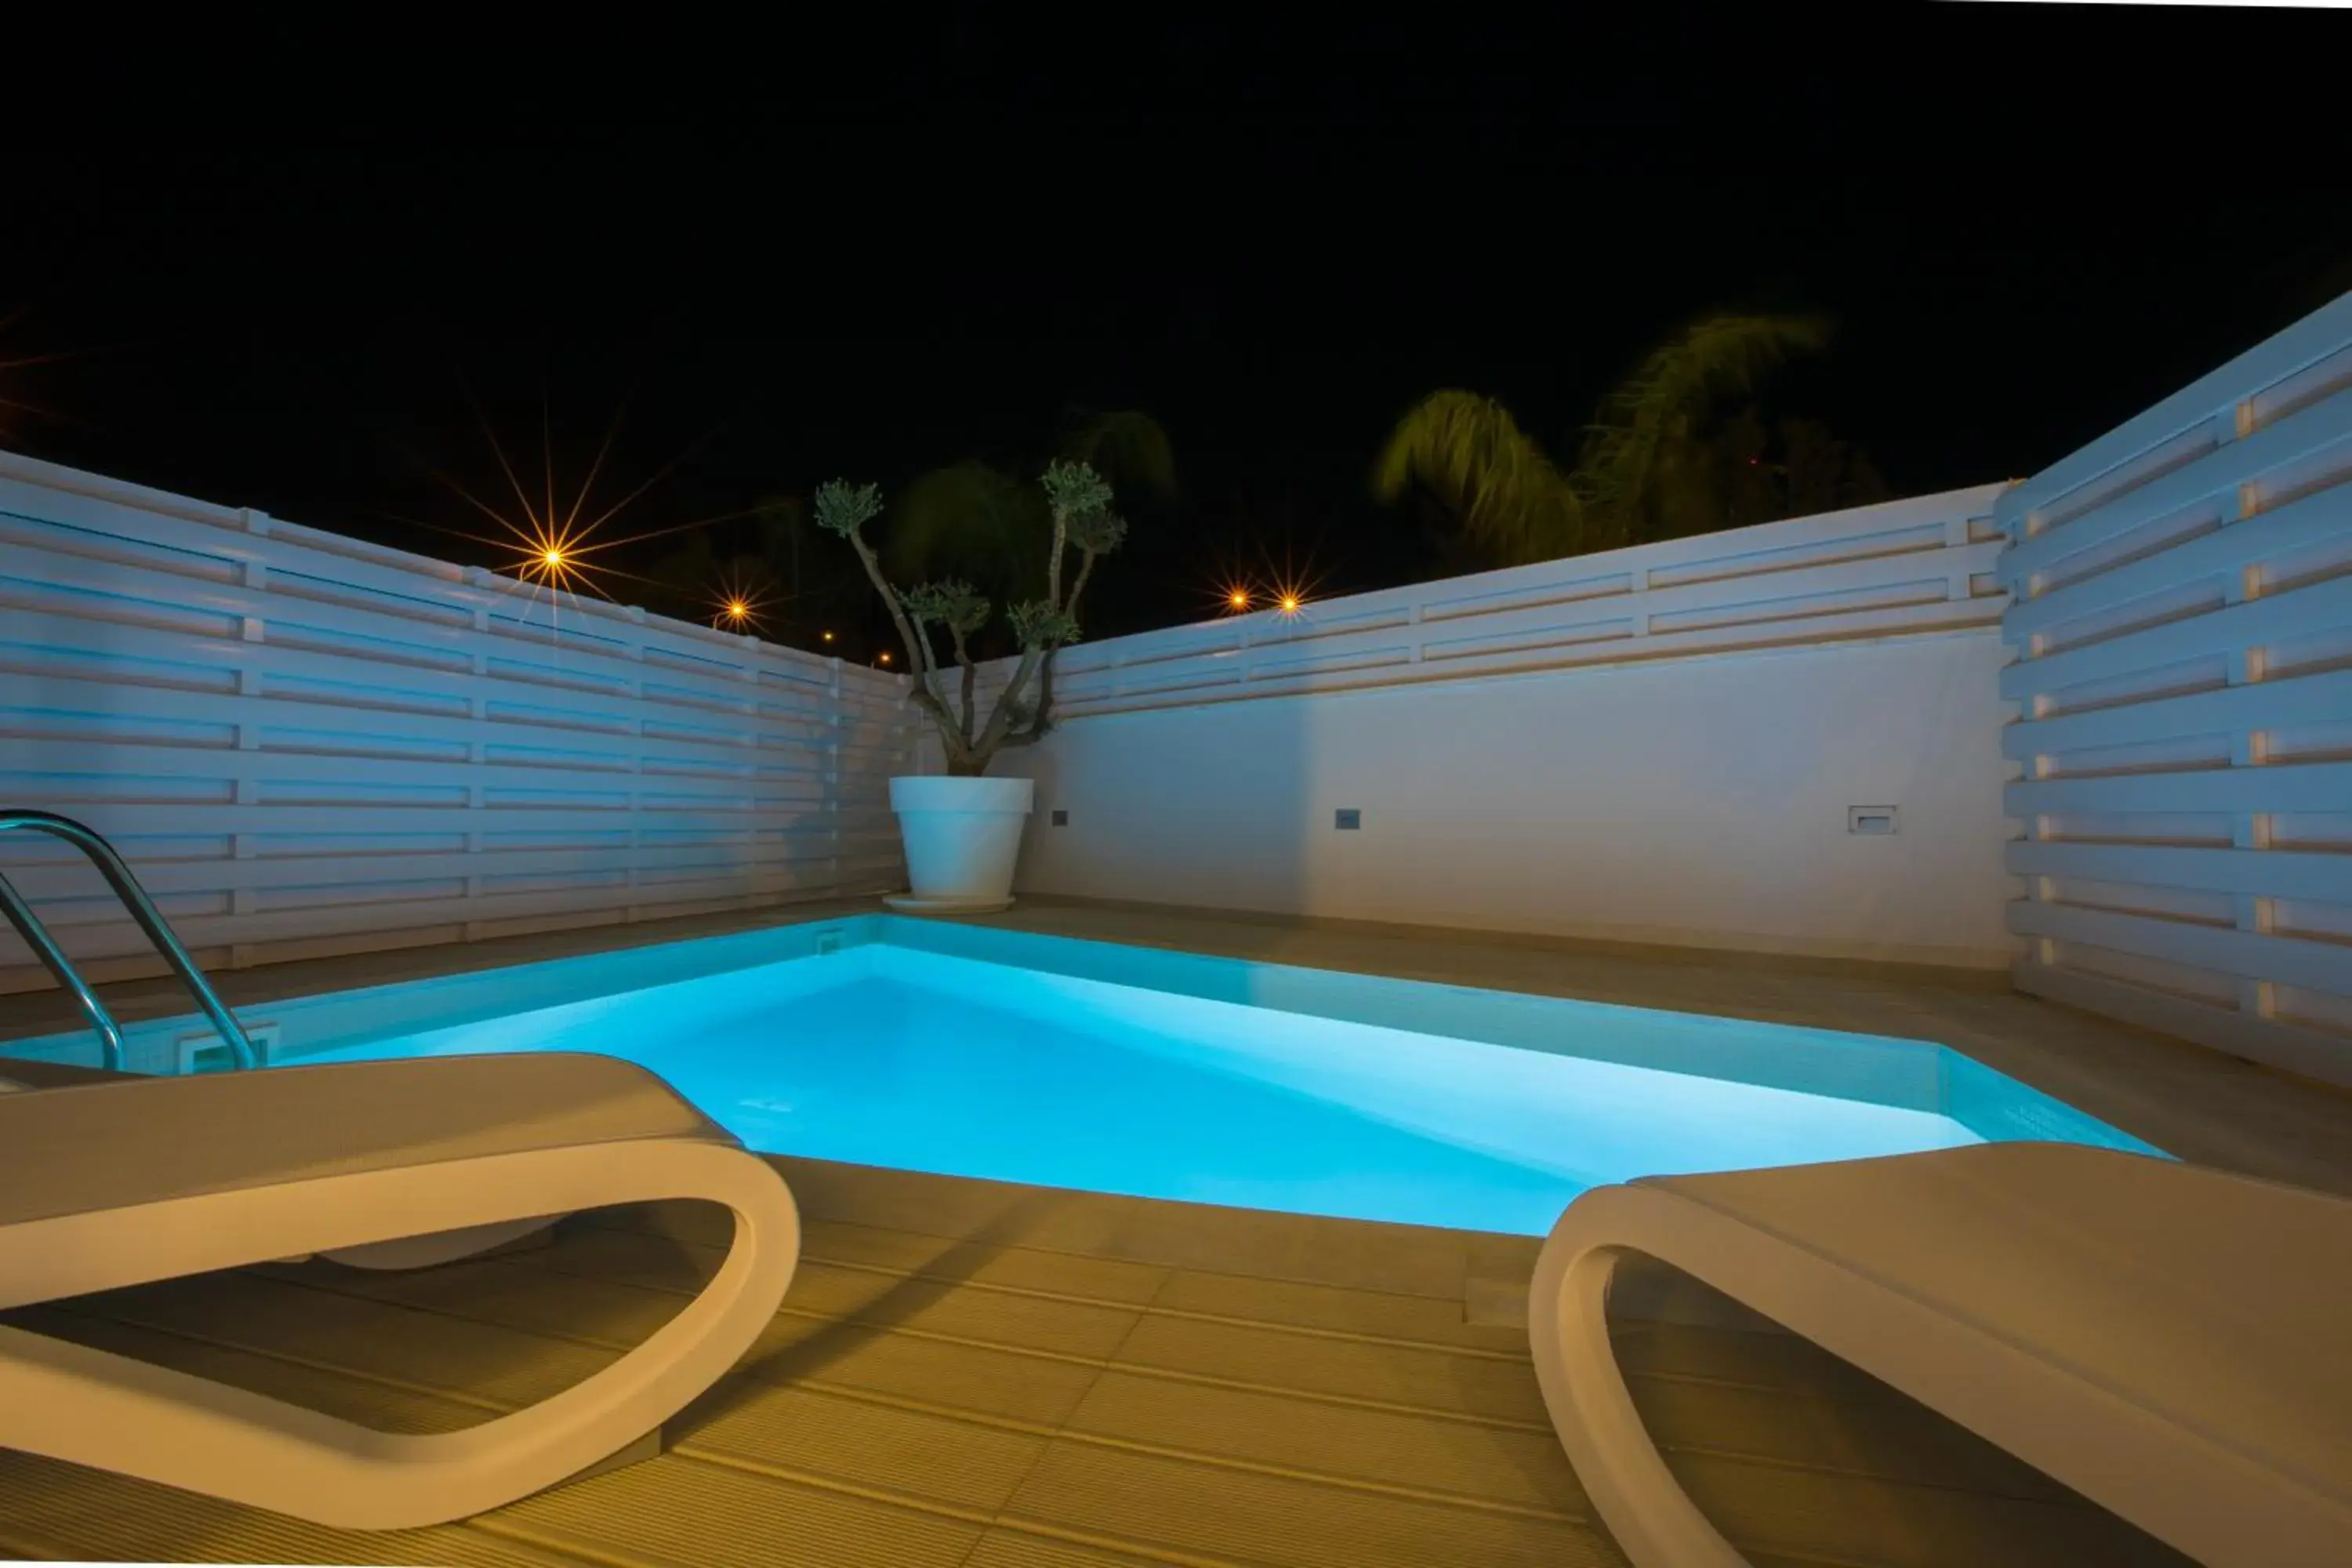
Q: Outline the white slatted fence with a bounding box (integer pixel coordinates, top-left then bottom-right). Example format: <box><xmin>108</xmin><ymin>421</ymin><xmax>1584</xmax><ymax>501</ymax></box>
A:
<box><xmin>1998</xmin><ymin>292</ymin><xmax>2352</xmax><ymax>1086</ymax></box>
<box><xmin>0</xmin><ymin>452</ymin><xmax>918</xmax><ymax>993</ymax></box>
<box><xmin>992</xmin><ymin>485</ymin><xmax>2011</xmax><ymax>718</ymax></box>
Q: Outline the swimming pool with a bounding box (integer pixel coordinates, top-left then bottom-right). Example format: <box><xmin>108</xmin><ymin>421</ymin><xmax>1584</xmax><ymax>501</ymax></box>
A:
<box><xmin>4</xmin><ymin>917</ymin><xmax>2161</xmax><ymax>1234</ymax></box>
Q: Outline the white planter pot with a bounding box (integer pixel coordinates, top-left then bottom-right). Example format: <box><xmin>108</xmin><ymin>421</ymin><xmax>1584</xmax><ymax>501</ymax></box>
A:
<box><xmin>884</xmin><ymin>775</ymin><xmax>1034</xmax><ymax>914</ymax></box>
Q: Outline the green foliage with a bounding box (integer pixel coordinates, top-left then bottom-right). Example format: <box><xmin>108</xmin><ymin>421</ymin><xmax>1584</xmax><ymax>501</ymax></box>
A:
<box><xmin>820</xmin><ymin>456</ymin><xmax>1128</xmax><ymax>775</ymax></box>
<box><xmin>1056</xmin><ymin>410</ymin><xmax>1177</xmax><ymax>505</ymax></box>
<box><xmin>1372</xmin><ymin>390</ymin><xmax>1585</xmax><ymax>563</ymax></box>
<box><xmin>1066</xmin><ymin>506</ymin><xmax>1128</xmax><ymax>556</ymax></box>
<box><xmin>1007</xmin><ymin>597</ymin><xmax>1080</xmax><ymax>649</ymax></box>
<box><xmin>1040</xmin><ymin>458</ymin><xmax>1116</xmax><ymax>525</ymax></box>
<box><xmin>1573</xmin><ymin>314</ymin><xmax>1830</xmax><ymax>547</ymax></box>
<box><xmin>1373</xmin><ymin>313</ymin><xmax>1867</xmax><ymax>567</ymax></box>
<box><xmin>900</xmin><ymin>578</ymin><xmax>992</xmax><ymax>637</ymax></box>
<box><xmin>813</xmin><ymin>478</ymin><xmax>884</xmax><ymax>539</ymax></box>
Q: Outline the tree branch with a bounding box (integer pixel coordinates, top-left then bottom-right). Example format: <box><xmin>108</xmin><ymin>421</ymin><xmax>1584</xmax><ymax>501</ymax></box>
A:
<box><xmin>974</xmin><ymin>644</ymin><xmax>1047</xmax><ymax>757</ymax></box>
<box><xmin>1004</xmin><ymin>646</ymin><xmax>1058</xmax><ymax>746</ymax></box>
<box><xmin>1065</xmin><ymin>549</ymin><xmax>1100</xmax><ymax>622</ymax></box>
<box><xmin>842</xmin><ymin>527</ymin><xmax>964</xmax><ymax>756</ymax></box>
<box><xmin>950</xmin><ymin>626</ymin><xmax>978</xmax><ymax>746</ymax></box>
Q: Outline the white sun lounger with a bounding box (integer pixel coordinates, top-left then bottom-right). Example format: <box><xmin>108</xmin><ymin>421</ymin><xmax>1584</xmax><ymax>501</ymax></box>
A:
<box><xmin>1528</xmin><ymin>1142</ymin><xmax>2352</xmax><ymax>1568</ymax></box>
<box><xmin>0</xmin><ymin>1051</ymin><xmax>800</xmax><ymax>1530</ymax></box>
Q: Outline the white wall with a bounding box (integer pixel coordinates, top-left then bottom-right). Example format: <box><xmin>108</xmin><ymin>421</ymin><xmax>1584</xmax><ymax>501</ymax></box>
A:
<box><xmin>0</xmin><ymin>452</ymin><xmax>920</xmax><ymax>993</ymax></box>
<box><xmin>1998</xmin><ymin>291</ymin><xmax>2352</xmax><ymax>1086</ymax></box>
<box><xmin>991</xmin><ymin>488</ymin><xmax>2017</xmax><ymax>968</ymax></box>
<box><xmin>1010</xmin><ymin>633</ymin><xmax>2013</xmax><ymax>966</ymax></box>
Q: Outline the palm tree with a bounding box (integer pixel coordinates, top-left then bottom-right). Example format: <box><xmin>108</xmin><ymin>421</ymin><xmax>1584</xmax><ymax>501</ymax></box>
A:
<box><xmin>1374</xmin><ymin>314</ymin><xmax>1866</xmax><ymax>568</ymax></box>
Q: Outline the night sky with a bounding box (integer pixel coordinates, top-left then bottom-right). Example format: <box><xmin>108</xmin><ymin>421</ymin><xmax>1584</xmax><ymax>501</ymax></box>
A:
<box><xmin>9</xmin><ymin>13</ymin><xmax>2349</xmax><ymax>659</ymax></box>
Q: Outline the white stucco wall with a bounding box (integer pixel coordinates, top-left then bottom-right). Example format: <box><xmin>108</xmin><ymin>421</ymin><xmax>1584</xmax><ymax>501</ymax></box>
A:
<box><xmin>1000</xmin><ymin>629</ymin><xmax>2017</xmax><ymax>968</ymax></box>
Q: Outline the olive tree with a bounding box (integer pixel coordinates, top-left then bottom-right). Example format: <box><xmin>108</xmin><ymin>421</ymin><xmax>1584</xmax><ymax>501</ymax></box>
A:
<box><xmin>814</xmin><ymin>460</ymin><xmax>1127</xmax><ymax>775</ymax></box>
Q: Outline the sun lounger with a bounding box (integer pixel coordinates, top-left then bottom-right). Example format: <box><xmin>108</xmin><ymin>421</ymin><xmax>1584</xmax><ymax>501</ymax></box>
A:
<box><xmin>1527</xmin><ymin>1142</ymin><xmax>2352</xmax><ymax>1568</ymax></box>
<box><xmin>0</xmin><ymin>1051</ymin><xmax>800</xmax><ymax>1529</ymax></box>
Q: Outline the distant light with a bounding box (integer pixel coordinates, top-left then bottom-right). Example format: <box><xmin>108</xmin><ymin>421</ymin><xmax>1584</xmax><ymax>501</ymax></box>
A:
<box><xmin>1278</xmin><ymin>593</ymin><xmax>1301</xmax><ymax>614</ymax></box>
<box><xmin>877</xmin><ymin>651</ymin><xmax>891</xmax><ymax>664</ymax></box>
<box><xmin>724</xmin><ymin>599</ymin><xmax>750</xmax><ymax>620</ymax></box>
<box><xmin>1227</xmin><ymin>587</ymin><xmax>1251</xmax><ymax>611</ymax></box>
<box><xmin>822</xmin><ymin>630</ymin><xmax>835</xmax><ymax>642</ymax></box>
<box><xmin>541</xmin><ymin>546</ymin><xmax>566</xmax><ymax>568</ymax></box>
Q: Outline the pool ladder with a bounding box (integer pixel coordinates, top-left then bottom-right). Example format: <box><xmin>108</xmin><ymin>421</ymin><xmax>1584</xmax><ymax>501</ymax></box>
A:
<box><xmin>0</xmin><ymin>809</ymin><xmax>260</xmax><ymax>1072</ymax></box>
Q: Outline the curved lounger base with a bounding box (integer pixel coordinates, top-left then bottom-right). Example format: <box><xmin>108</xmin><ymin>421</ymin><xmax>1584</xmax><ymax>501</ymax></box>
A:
<box><xmin>0</xmin><ymin>1065</ymin><xmax>800</xmax><ymax>1532</ymax></box>
<box><xmin>1528</xmin><ymin>1235</ymin><xmax>1744</xmax><ymax>1567</ymax></box>
<box><xmin>1528</xmin><ymin>1146</ymin><xmax>2352</xmax><ymax>1568</ymax></box>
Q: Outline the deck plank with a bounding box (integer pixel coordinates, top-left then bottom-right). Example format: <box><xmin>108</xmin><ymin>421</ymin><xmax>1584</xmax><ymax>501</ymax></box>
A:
<box><xmin>1149</xmin><ymin>1266</ymin><xmax>1532</xmax><ymax>1356</ymax></box>
<box><xmin>959</xmin><ymin>1530</ymin><xmax>1201</xmax><ymax>1568</ymax></box>
<box><xmin>277</xmin><ymin>1247</ymin><xmax>1109</xmax><ymax>1430</ymax></box>
<box><xmin>999</xmin><ymin>1440</ymin><xmax>1629</xmax><ymax>1568</ymax></box>
<box><xmin>514</xmin><ymin>1225</ymin><xmax>1152</xmax><ymax>1361</ymax></box>
<box><xmin>475</xmin><ymin>1454</ymin><xmax>985</xmax><ymax>1568</ymax></box>
<box><xmin>1108</xmin><ymin>1312</ymin><xmax>1556</xmax><ymax>1427</ymax></box>
<box><xmin>0</xmin><ymin>1158</ymin><xmax>2202</xmax><ymax>1567</ymax></box>
<box><xmin>1059</xmin><ymin>1370</ymin><xmax>1591</xmax><ymax>1515</ymax></box>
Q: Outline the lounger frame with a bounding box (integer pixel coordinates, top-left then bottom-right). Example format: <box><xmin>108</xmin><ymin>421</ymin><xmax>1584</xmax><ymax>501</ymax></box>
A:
<box><xmin>1</xmin><ymin>1079</ymin><xmax>799</xmax><ymax>1529</ymax></box>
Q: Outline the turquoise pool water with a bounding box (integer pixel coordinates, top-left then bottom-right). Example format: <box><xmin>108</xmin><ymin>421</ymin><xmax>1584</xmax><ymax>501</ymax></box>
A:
<box><xmin>264</xmin><ymin>924</ymin><xmax>2159</xmax><ymax>1235</ymax></box>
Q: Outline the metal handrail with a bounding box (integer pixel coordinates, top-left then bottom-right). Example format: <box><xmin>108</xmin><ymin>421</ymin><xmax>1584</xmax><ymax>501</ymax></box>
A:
<box><xmin>0</xmin><ymin>810</ymin><xmax>259</xmax><ymax>1071</ymax></box>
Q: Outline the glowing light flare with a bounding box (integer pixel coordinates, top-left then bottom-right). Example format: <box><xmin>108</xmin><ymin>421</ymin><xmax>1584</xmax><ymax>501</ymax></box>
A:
<box><xmin>495</xmin><ymin>514</ymin><xmax>609</xmax><ymax>602</ymax></box>
<box><xmin>706</xmin><ymin>568</ymin><xmax>775</xmax><ymax>634</ymax></box>
<box><xmin>408</xmin><ymin>394</ymin><xmax>762</xmax><ymax>622</ymax></box>
<box><xmin>1203</xmin><ymin>548</ymin><xmax>1328</xmax><ymax>625</ymax></box>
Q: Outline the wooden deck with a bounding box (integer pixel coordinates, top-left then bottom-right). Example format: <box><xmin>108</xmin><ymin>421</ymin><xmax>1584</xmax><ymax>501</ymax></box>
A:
<box><xmin>2</xmin><ymin>1153</ymin><xmax>2187</xmax><ymax>1567</ymax></box>
<box><xmin>5</xmin><ymin>894</ymin><xmax>2338</xmax><ymax>1566</ymax></box>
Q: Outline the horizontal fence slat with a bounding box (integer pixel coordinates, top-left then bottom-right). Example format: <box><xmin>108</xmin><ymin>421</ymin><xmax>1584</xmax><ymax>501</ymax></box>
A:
<box><xmin>1998</xmin><ymin>381</ymin><xmax>2352</xmax><ymax>583</ymax></box>
<box><xmin>1999</xmin><ymin>292</ymin><xmax>2352</xmax><ymax>1086</ymax></box>
<box><xmin>1997</xmin><ymin>291</ymin><xmax>2352</xmax><ymax>526</ymax></box>
<box><xmin>2002</xmin><ymin>667</ymin><xmax>2352</xmax><ymax>757</ymax></box>
<box><xmin>2005</xmin><ymin>760</ymin><xmax>2352</xmax><ymax>816</ymax></box>
<box><xmin>982</xmin><ymin>487</ymin><xmax>2007</xmax><ymax>722</ymax></box>
<box><xmin>0</xmin><ymin>452</ymin><xmax>918</xmax><ymax>989</ymax></box>
<box><xmin>2008</xmin><ymin>900</ymin><xmax>2352</xmax><ymax>995</ymax></box>
<box><xmin>0</xmin><ymin>463</ymin><xmax>903</xmax><ymax>702</ymax></box>
<box><xmin>2013</xmin><ymin>960</ymin><xmax>2352</xmax><ymax>1089</ymax></box>
<box><xmin>2005</xmin><ymin>840</ymin><xmax>2352</xmax><ymax>902</ymax></box>
<box><xmin>1996</xmin><ymin>572</ymin><xmax>2352</xmax><ymax>701</ymax></box>
<box><xmin>2002</xmin><ymin>482</ymin><xmax>2350</xmax><ymax>641</ymax></box>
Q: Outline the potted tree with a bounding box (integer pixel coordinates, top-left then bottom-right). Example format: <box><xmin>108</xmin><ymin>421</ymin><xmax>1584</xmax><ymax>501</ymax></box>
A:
<box><xmin>814</xmin><ymin>460</ymin><xmax>1127</xmax><ymax>912</ymax></box>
